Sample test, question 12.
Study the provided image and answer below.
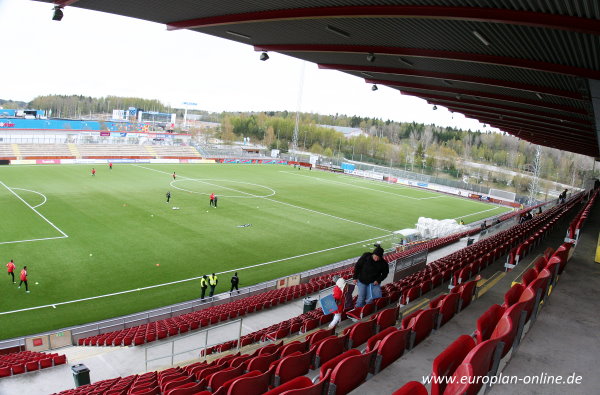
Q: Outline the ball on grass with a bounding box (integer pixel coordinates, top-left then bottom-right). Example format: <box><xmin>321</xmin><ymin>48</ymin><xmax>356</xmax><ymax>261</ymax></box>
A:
<box><xmin>151</xmin><ymin>214</ymin><xmax>154</xmax><ymax>217</ymax></box>
<box><xmin>35</xmin><ymin>282</ymin><xmax>39</xmax><ymax>285</ymax></box>
<box><xmin>156</xmin><ymin>264</ymin><xmax>160</xmax><ymax>267</ymax></box>
<box><xmin>89</xmin><ymin>253</ymin><xmax>93</xmax><ymax>256</ymax></box>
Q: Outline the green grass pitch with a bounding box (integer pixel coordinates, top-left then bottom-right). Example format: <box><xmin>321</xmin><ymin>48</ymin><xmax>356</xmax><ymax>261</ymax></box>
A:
<box><xmin>0</xmin><ymin>164</ymin><xmax>511</xmax><ymax>339</ymax></box>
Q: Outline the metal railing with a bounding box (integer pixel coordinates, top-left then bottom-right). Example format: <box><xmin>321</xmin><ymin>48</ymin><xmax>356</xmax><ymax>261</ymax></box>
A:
<box><xmin>144</xmin><ymin>319</ymin><xmax>243</xmax><ymax>372</ymax></box>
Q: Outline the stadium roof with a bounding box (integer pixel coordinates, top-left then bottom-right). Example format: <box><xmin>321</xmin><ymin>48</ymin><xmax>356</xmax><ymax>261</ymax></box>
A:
<box><xmin>38</xmin><ymin>0</ymin><xmax>600</xmax><ymax>158</ymax></box>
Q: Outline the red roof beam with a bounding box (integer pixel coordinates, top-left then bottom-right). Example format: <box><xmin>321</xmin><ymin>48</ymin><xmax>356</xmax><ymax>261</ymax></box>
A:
<box><xmin>461</xmin><ymin>114</ymin><xmax>593</xmax><ymax>140</ymax></box>
<box><xmin>366</xmin><ymin>77</ymin><xmax>585</xmax><ymax>114</ymax></box>
<box><xmin>255</xmin><ymin>44</ymin><xmax>600</xmax><ymax>80</ymax></box>
<box><xmin>398</xmin><ymin>91</ymin><xmax>591</xmax><ymax>122</ymax></box>
<box><xmin>442</xmin><ymin>104</ymin><xmax>593</xmax><ymax>134</ymax></box>
<box><xmin>321</xmin><ymin>63</ymin><xmax>584</xmax><ymax>101</ymax></box>
<box><xmin>167</xmin><ymin>6</ymin><xmax>600</xmax><ymax>36</ymax></box>
<box><xmin>53</xmin><ymin>0</ymin><xmax>80</xmax><ymax>6</ymax></box>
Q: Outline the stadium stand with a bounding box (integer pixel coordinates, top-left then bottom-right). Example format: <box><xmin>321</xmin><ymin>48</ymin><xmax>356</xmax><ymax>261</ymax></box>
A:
<box><xmin>1</xmin><ymin>143</ymin><xmax>203</xmax><ymax>160</ymax></box>
<box><xmin>390</xmin><ymin>191</ymin><xmax>597</xmax><ymax>393</ymax></box>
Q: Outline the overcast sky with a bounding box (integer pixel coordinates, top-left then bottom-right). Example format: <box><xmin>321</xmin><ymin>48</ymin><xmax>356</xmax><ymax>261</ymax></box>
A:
<box><xmin>0</xmin><ymin>0</ymin><xmax>495</xmax><ymax>131</ymax></box>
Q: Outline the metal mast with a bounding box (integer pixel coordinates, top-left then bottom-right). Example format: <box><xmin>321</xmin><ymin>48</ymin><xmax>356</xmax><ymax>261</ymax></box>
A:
<box><xmin>527</xmin><ymin>145</ymin><xmax>542</xmax><ymax>206</ymax></box>
<box><xmin>291</xmin><ymin>62</ymin><xmax>305</xmax><ymax>155</ymax></box>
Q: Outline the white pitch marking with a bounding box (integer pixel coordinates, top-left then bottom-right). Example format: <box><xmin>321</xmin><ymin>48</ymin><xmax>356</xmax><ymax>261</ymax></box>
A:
<box><xmin>279</xmin><ymin>171</ymin><xmax>441</xmax><ymax>200</ymax></box>
<box><xmin>12</xmin><ymin>187</ymin><xmax>48</xmax><ymax>208</ymax></box>
<box><xmin>0</xmin><ymin>236</ymin><xmax>67</xmax><ymax>246</ymax></box>
<box><xmin>0</xmin><ymin>181</ymin><xmax>68</xmax><ymax>238</ymax></box>
<box><xmin>0</xmin><ymin>234</ymin><xmax>387</xmax><ymax>315</ymax></box>
<box><xmin>137</xmin><ymin>165</ymin><xmax>392</xmax><ymax>233</ymax></box>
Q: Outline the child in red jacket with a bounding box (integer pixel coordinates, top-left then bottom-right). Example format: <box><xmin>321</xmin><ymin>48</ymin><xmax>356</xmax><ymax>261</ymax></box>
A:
<box><xmin>328</xmin><ymin>277</ymin><xmax>347</xmax><ymax>329</ymax></box>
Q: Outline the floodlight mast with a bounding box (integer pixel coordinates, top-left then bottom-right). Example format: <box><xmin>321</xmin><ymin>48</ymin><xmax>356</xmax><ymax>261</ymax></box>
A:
<box><xmin>291</xmin><ymin>62</ymin><xmax>306</xmax><ymax>158</ymax></box>
<box><xmin>527</xmin><ymin>145</ymin><xmax>542</xmax><ymax>206</ymax></box>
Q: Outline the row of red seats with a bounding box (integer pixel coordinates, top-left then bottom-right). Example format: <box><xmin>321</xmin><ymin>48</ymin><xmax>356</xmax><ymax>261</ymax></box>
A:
<box><xmin>77</xmin><ymin>268</ymin><xmax>353</xmax><ymax>348</ymax></box>
<box><xmin>567</xmin><ymin>190</ymin><xmax>597</xmax><ymax>241</ymax></box>
<box><xmin>394</xmin><ymin>235</ymin><xmax>580</xmax><ymax>394</ymax></box>
<box><xmin>0</xmin><ymin>351</ymin><xmax>66</xmax><ymax>378</ymax></box>
<box><xmin>203</xmin><ymin>196</ymin><xmax>574</xmax><ymax>377</ymax></box>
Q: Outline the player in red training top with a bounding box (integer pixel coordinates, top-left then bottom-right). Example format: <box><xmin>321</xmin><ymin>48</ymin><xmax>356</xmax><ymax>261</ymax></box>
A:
<box><xmin>6</xmin><ymin>259</ymin><xmax>15</xmax><ymax>283</ymax></box>
<box><xmin>18</xmin><ymin>266</ymin><xmax>29</xmax><ymax>293</ymax></box>
<box><xmin>91</xmin><ymin>168</ymin><xmax>96</xmax><ymax>176</ymax></box>
<box><xmin>172</xmin><ymin>172</ymin><xmax>176</xmax><ymax>180</ymax></box>
<box><xmin>210</xmin><ymin>193</ymin><xmax>215</xmax><ymax>207</ymax></box>
<box><xmin>109</xmin><ymin>162</ymin><xmax>113</xmax><ymax>170</ymax></box>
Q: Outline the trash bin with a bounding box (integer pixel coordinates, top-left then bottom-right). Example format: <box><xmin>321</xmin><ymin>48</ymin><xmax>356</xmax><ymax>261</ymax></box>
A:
<box><xmin>72</xmin><ymin>364</ymin><xmax>90</xmax><ymax>387</ymax></box>
<box><xmin>467</xmin><ymin>238</ymin><xmax>475</xmax><ymax>246</ymax></box>
<box><xmin>303</xmin><ymin>297</ymin><xmax>318</xmax><ymax>313</ymax></box>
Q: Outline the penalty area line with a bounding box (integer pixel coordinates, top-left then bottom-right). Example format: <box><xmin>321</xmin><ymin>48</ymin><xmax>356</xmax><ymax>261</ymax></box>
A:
<box><xmin>0</xmin><ymin>234</ymin><xmax>388</xmax><ymax>316</ymax></box>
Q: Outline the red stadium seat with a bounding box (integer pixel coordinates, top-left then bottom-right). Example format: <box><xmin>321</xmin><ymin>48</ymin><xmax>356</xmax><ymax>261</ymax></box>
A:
<box><xmin>474</xmin><ymin>304</ymin><xmax>505</xmax><ymax>344</ymax></box>
<box><xmin>327</xmin><ymin>349</ymin><xmax>376</xmax><ymax>395</ymax></box>
<box><xmin>431</xmin><ymin>335</ymin><xmax>476</xmax><ymax>395</ymax></box>
<box><xmin>443</xmin><ymin>339</ymin><xmax>502</xmax><ymax>395</ymax></box>
<box><xmin>392</xmin><ymin>381</ymin><xmax>428</xmax><ymax>395</ymax></box>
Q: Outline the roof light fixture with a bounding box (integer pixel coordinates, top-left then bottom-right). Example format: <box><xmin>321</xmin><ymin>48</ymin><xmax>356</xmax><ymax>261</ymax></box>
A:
<box><xmin>536</xmin><ymin>93</ymin><xmax>543</xmax><ymax>100</ymax></box>
<box><xmin>366</xmin><ymin>53</ymin><xmax>376</xmax><ymax>63</ymax></box>
<box><xmin>52</xmin><ymin>6</ymin><xmax>63</xmax><ymax>21</ymax></box>
<box><xmin>326</xmin><ymin>25</ymin><xmax>350</xmax><ymax>38</ymax></box>
<box><xmin>259</xmin><ymin>52</ymin><xmax>269</xmax><ymax>61</ymax></box>
<box><xmin>432</xmin><ymin>105</ymin><xmax>437</xmax><ymax>110</ymax></box>
<box><xmin>443</xmin><ymin>80</ymin><xmax>453</xmax><ymax>86</ymax></box>
<box><xmin>362</xmin><ymin>72</ymin><xmax>373</xmax><ymax>78</ymax></box>
<box><xmin>371</xmin><ymin>84</ymin><xmax>378</xmax><ymax>91</ymax></box>
<box><xmin>472</xmin><ymin>30</ymin><xmax>490</xmax><ymax>46</ymax></box>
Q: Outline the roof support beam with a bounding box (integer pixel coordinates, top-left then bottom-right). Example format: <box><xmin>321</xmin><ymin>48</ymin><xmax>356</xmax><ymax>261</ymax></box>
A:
<box><xmin>53</xmin><ymin>0</ymin><xmax>80</xmax><ymax>6</ymax></box>
<box><xmin>590</xmin><ymin>79</ymin><xmax>600</xmax><ymax>160</ymax></box>
<box><xmin>457</xmin><ymin>111</ymin><xmax>592</xmax><ymax>138</ymax></box>
<box><xmin>366</xmin><ymin>77</ymin><xmax>584</xmax><ymax>114</ymax></box>
<box><xmin>440</xmin><ymin>103</ymin><xmax>593</xmax><ymax>133</ymax></box>
<box><xmin>255</xmin><ymin>44</ymin><xmax>600</xmax><ymax>80</ymax></box>
<box><xmin>398</xmin><ymin>91</ymin><xmax>590</xmax><ymax>121</ymax></box>
<box><xmin>167</xmin><ymin>6</ymin><xmax>600</xmax><ymax>36</ymax></box>
<box><xmin>320</xmin><ymin>63</ymin><xmax>584</xmax><ymax>101</ymax></box>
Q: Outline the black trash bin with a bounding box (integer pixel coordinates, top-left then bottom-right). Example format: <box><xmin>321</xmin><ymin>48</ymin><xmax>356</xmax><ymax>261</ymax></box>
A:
<box><xmin>72</xmin><ymin>364</ymin><xmax>90</xmax><ymax>387</ymax></box>
<box><xmin>303</xmin><ymin>297</ymin><xmax>318</xmax><ymax>313</ymax></box>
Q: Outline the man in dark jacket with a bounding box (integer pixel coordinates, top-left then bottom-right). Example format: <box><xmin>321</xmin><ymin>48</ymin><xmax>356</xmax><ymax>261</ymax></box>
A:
<box><xmin>353</xmin><ymin>244</ymin><xmax>389</xmax><ymax>307</ymax></box>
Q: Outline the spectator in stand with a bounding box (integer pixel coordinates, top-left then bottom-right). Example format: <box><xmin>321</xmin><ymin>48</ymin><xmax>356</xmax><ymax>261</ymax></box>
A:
<box><xmin>6</xmin><ymin>259</ymin><xmax>15</xmax><ymax>283</ymax></box>
<box><xmin>328</xmin><ymin>277</ymin><xmax>347</xmax><ymax>329</ymax></box>
<box><xmin>559</xmin><ymin>189</ymin><xmax>568</xmax><ymax>204</ymax></box>
<box><xmin>230</xmin><ymin>272</ymin><xmax>240</xmax><ymax>295</ymax></box>
<box><xmin>353</xmin><ymin>244</ymin><xmax>388</xmax><ymax>307</ymax></box>
<box><xmin>18</xmin><ymin>266</ymin><xmax>29</xmax><ymax>293</ymax></box>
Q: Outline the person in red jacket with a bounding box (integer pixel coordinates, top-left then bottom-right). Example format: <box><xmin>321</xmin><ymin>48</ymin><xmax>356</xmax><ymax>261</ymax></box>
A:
<box><xmin>209</xmin><ymin>193</ymin><xmax>215</xmax><ymax>207</ymax></box>
<box><xmin>6</xmin><ymin>259</ymin><xmax>15</xmax><ymax>283</ymax></box>
<box><xmin>18</xmin><ymin>266</ymin><xmax>29</xmax><ymax>293</ymax></box>
<box><xmin>328</xmin><ymin>277</ymin><xmax>347</xmax><ymax>329</ymax></box>
<box><xmin>109</xmin><ymin>162</ymin><xmax>113</xmax><ymax>170</ymax></box>
<box><xmin>91</xmin><ymin>168</ymin><xmax>96</xmax><ymax>176</ymax></box>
